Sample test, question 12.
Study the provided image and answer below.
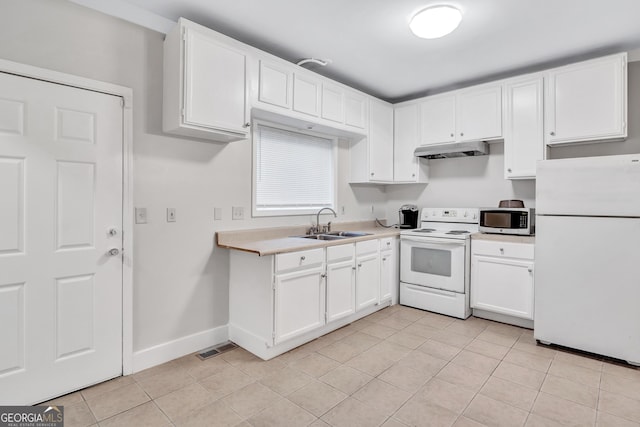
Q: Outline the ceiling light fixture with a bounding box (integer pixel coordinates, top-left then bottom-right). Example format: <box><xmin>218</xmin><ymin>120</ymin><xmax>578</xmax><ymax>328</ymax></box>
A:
<box><xmin>410</xmin><ymin>5</ymin><xmax>462</xmax><ymax>39</ymax></box>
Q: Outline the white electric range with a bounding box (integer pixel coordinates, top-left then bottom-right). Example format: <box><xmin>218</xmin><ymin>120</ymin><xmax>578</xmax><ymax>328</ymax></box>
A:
<box><xmin>399</xmin><ymin>208</ymin><xmax>479</xmax><ymax>319</ymax></box>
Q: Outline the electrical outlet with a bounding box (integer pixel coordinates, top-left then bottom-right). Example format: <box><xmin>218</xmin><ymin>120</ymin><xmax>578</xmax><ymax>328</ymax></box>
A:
<box><xmin>167</xmin><ymin>208</ymin><xmax>176</xmax><ymax>222</ymax></box>
<box><xmin>135</xmin><ymin>207</ymin><xmax>147</xmax><ymax>224</ymax></box>
<box><xmin>232</xmin><ymin>206</ymin><xmax>244</xmax><ymax>220</ymax></box>
<box><xmin>214</xmin><ymin>208</ymin><xmax>222</xmax><ymax>221</ymax></box>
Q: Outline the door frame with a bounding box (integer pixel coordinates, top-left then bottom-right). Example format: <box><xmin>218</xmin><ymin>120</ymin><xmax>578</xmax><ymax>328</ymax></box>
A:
<box><xmin>0</xmin><ymin>59</ymin><xmax>135</xmax><ymax>375</ymax></box>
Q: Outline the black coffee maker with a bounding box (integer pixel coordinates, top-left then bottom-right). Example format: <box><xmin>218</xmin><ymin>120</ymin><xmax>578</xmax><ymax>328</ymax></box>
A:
<box><xmin>399</xmin><ymin>204</ymin><xmax>419</xmax><ymax>229</ymax></box>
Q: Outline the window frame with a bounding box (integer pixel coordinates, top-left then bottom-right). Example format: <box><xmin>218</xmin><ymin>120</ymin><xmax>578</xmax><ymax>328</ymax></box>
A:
<box><xmin>251</xmin><ymin>119</ymin><xmax>338</xmax><ymax>217</ymax></box>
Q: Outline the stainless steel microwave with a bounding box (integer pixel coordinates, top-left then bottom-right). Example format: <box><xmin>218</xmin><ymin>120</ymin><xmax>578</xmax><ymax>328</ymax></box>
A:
<box><xmin>479</xmin><ymin>208</ymin><xmax>535</xmax><ymax>235</ymax></box>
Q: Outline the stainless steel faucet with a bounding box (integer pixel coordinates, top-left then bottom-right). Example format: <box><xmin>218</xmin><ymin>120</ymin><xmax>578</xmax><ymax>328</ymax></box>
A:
<box><xmin>311</xmin><ymin>207</ymin><xmax>337</xmax><ymax>234</ymax></box>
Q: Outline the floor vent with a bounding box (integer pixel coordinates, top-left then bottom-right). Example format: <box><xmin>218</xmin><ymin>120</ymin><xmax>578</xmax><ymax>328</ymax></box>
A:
<box><xmin>197</xmin><ymin>341</ymin><xmax>238</xmax><ymax>360</ymax></box>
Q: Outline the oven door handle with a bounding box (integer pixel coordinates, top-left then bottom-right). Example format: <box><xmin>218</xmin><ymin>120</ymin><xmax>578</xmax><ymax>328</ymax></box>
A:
<box><xmin>401</xmin><ymin>236</ymin><xmax>466</xmax><ymax>246</ymax></box>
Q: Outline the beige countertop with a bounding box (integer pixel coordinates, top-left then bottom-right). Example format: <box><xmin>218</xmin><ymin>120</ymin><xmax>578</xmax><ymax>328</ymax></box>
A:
<box><xmin>471</xmin><ymin>232</ymin><xmax>535</xmax><ymax>244</ymax></box>
<box><xmin>216</xmin><ymin>220</ymin><xmax>400</xmax><ymax>256</ymax></box>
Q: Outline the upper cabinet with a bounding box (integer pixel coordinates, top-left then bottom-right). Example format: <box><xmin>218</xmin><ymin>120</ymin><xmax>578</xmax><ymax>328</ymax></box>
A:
<box><xmin>503</xmin><ymin>74</ymin><xmax>544</xmax><ymax>180</ymax></box>
<box><xmin>419</xmin><ymin>84</ymin><xmax>502</xmax><ymax>146</ymax></box>
<box><xmin>293</xmin><ymin>73</ymin><xmax>321</xmax><ymax>117</ymax></box>
<box><xmin>394</xmin><ymin>103</ymin><xmax>428</xmax><ymax>183</ymax></box>
<box><xmin>545</xmin><ymin>53</ymin><xmax>627</xmax><ymax>145</ymax></box>
<box><xmin>321</xmin><ymin>83</ymin><xmax>344</xmax><ymax>123</ymax></box>
<box><xmin>344</xmin><ymin>91</ymin><xmax>368</xmax><ymax>130</ymax></box>
<box><xmin>163</xmin><ymin>18</ymin><xmax>249</xmax><ymax>142</ymax></box>
<box><xmin>350</xmin><ymin>99</ymin><xmax>394</xmax><ymax>183</ymax></box>
<box><xmin>258</xmin><ymin>60</ymin><xmax>291</xmax><ymax>109</ymax></box>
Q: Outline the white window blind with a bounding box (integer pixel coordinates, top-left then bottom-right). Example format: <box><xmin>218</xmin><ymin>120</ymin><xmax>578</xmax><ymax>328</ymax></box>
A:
<box><xmin>255</xmin><ymin>123</ymin><xmax>335</xmax><ymax>214</ymax></box>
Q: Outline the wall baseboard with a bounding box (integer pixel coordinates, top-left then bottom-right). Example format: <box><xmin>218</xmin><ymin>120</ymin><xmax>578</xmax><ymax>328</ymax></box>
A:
<box><xmin>132</xmin><ymin>325</ymin><xmax>229</xmax><ymax>373</ymax></box>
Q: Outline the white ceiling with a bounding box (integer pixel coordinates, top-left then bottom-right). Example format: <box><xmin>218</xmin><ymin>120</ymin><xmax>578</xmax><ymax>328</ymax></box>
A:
<box><xmin>76</xmin><ymin>0</ymin><xmax>640</xmax><ymax>102</ymax></box>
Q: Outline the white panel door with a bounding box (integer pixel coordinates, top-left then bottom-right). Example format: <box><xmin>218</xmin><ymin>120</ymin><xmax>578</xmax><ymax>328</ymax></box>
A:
<box><xmin>0</xmin><ymin>72</ymin><xmax>123</xmax><ymax>404</ymax></box>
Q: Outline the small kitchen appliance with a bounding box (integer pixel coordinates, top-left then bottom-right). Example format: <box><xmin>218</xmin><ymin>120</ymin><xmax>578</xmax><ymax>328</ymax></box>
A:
<box><xmin>400</xmin><ymin>208</ymin><xmax>479</xmax><ymax>319</ymax></box>
<box><xmin>479</xmin><ymin>207</ymin><xmax>535</xmax><ymax>235</ymax></box>
<box><xmin>398</xmin><ymin>204</ymin><xmax>419</xmax><ymax>229</ymax></box>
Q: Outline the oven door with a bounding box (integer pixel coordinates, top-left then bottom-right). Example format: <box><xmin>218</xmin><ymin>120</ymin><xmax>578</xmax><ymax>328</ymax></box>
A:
<box><xmin>400</xmin><ymin>236</ymin><xmax>466</xmax><ymax>293</ymax></box>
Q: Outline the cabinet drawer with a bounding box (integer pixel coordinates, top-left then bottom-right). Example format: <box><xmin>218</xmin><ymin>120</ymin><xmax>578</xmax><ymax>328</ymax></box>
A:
<box><xmin>327</xmin><ymin>243</ymin><xmax>354</xmax><ymax>263</ymax></box>
<box><xmin>471</xmin><ymin>240</ymin><xmax>534</xmax><ymax>260</ymax></box>
<box><xmin>356</xmin><ymin>239</ymin><xmax>379</xmax><ymax>256</ymax></box>
<box><xmin>379</xmin><ymin>237</ymin><xmax>394</xmax><ymax>252</ymax></box>
<box><xmin>276</xmin><ymin>248</ymin><xmax>324</xmax><ymax>273</ymax></box>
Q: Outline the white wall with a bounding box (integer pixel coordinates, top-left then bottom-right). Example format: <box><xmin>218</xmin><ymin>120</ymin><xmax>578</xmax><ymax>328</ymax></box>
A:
<box><xmin>0</xmin><ymin>0</ymin><xmax>386</xmax><ymax>368</ymax></box>
<box><xmin>385</xmin><ymin>62</ymin><xmax>640</xmax><ymax>218</ymax></box>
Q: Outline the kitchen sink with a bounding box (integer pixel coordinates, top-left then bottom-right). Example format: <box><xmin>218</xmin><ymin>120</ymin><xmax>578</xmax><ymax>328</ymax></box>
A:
<box><xmin>292</xmin><ymin>231</ymin><xmax>372</xmax><ymax>241</ymax></box>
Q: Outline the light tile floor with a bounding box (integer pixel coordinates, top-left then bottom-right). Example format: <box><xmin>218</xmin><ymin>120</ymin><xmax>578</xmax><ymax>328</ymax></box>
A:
<box><xmin>44</xmin><ymin>305</ymin><xmax>640</xmax><ymax>427</ymax></box>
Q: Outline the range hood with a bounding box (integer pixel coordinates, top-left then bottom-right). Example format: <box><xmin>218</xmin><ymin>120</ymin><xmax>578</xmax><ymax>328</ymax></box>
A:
<box><xmin>414</xmin><ymin>141</ymin><xmax>489</xmax><ymax>159</ymax></box>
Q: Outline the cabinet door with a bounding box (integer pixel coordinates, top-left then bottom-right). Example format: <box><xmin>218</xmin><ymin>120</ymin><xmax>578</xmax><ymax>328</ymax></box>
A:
<box><xmin>326</xmin><ymin>259</ymin><xmax>356</xmax><ymax>323</ymax></box>
<box><xmin>293</xmin><ymin>73</ymin><xmax>321</xmax><ymax>117</ymax></box>
<box><xmin>183</xmin><ymin>27</ymin><xmax>247</xmax><ymax>135</ymax></box>
<box><xmin>379</xmin><ymin>249</ymin><xmax>395</xmax><ymax>303</ymax></box>
<box><xmin>420</xmin><ymin>95</ymin><xmax>456</xmax><ymax>145</ymax></box>
<box><xmin>369</xmin><ymin>99</ymin><xmax>394</xmax><ymax>182</ymax></box>
<box><xmin>504</xmin><ymin>76</ymin><xmax>544</xmax><ymax>179</ymax></box>
<box><xmin>321</xmin><ymin>83</ymin><xmax>344</xmax><ymax>123</ymax></box>
<box><xmin>258</xmin><ymin>60</ymin><xmax>291</xmax><ymax>109</ymax></box>
<box><xmin>471</xmin><ymin>255</ymin><xmax>534</xmax><ymax>320</ymax></box>
<box><xmin>345</xmin><ymin>91</ymin><xmax>368</xmax><ymax>129</ymax></box>
<box><xmin>546</xmin><ymin>53</ymin><xmax>627</xmax><ymax>145</ymax></box>
<box><xmin>393</xmin><ymin>104</ymin><xmax>420</xmax><ymax>182</ymax></box>
<box><xmin>355</xmin><ymin>253</ymin><xmax>380</xmax><ymax>310</ymax></box>
<box><xmin>274</xmin><ymin>266</ymin><xmax>325</xmax><ymax>344</ymax></box>
<box><xmin>457</xmin><ymin>85</ymin><xmax>502</xmax><ymax>142</ymax></box>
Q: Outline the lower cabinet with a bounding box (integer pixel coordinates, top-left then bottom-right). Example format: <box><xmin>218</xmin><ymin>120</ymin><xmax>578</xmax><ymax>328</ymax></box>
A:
<box><xmin>355</xmin><ymin>240</ymin><xmax>380</xmax><ymax>310</ymax></box>
<box><xmin>228</xmin><ymin>237</ymin><xmax>398</xmax><ymax>359</ymax></box>
<box><xmin>471</xmin><ymin>238</ymin><xmax>534</xmax><ymax>327</ymax></box>
<box><xmin>274</xmin><ymin>265</ymin><xmax>325</xmax><ymax>344</ymax></box>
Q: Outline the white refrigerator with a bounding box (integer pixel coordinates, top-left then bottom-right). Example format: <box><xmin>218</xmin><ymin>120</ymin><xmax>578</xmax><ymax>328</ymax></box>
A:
<box><xmin>535</xmin><ymin>153</ymin><xmax>640</xmax><ymax>365</ymax></box>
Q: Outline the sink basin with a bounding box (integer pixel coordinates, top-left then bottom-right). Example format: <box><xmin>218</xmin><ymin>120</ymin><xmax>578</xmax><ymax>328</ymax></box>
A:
<box><xmin>292</xmin><ymin>231</ymin><xmax>372</xmax><ymax>241</ymax></box>
<box><xmin>296</xmin><ymin>234</ymin><xmax>347</xmax><ymax>241</ymax></box>
<box><xmin>325</xmin><ymin>231</ymin><xmax>372</xmax><ymax>237</ymax></box>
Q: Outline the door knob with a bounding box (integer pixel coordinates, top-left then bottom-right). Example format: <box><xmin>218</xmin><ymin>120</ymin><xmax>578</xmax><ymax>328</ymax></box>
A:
<box><xmin>108</xmin><ymin>228</ymin><xmax>118</xmax><ymax>237</ymax></box>
<box><xmin>108</xmin><ymin>248</ymin><xmax>120</xmax><ymax>256</ymax></box>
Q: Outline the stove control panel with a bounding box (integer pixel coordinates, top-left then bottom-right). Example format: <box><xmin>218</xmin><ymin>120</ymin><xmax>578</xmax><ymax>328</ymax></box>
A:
<box><xmin>421</xmin><ymin>208</ymin><xmax>479</xmax><ymax>223</ymax></box>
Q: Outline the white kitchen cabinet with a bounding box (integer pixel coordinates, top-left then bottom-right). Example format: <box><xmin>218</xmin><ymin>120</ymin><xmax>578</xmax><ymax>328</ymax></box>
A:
<box><xmin>355</xmin><ymin>240</ymin><xmax>380</xmax><ymax>310</ymax></box>
<box><xmin>471</xmin><ymin>238</ymin><xmax>534</xmax><ymax>328</ymax></box>
<box><xmin>420</xmin><ymin>94</ymin><xmax>456</xmax><ymax>145</ymax></box>
<box><xmin>258</xmin><ymin>60</ymin><xmax>291</xmax><ymax>109</ymax></box>
<box><xmin>419</xmin><ymin>84</ymin><xmax>502</xmax><ymax>146</ymax></box>
<box><xmin>326</xmin><ymin>244</ymin><xmax>356</xmax><ymax>323</ymax></box>
<box><xmin>394</xmin><ymin>103</ymin><xmax>428</xmax><ymax>183</ymax></box>
<box><xmin>545</xmin><ymin>53</ymin><xmax>627</xmax><ymax>145</ymax></box>
<box><xmin>457</xmin><ymin>84</ymin><xmax>502</xmax><ymax>142</ymax></box>
<box><xmin>350</xmin><ymin>99</ymin><xmax>393</xmax><ymax>183</ymax></box>
<box><xmin>293</xmin><ymin>73</ymin><xmax>321</xmax><ymax>117</ymax></box>
<box><xmin>321</xmin><ymin>83</ymin><xmax>344</xmax><ymax>123</ymax></box>
<box><xmin>379</xmin><ymin>237</ymin><xmax>398</xmax><ymax>304</ymax></box>
<box><xmin>504</xmin><ymin>74</ymin><xmax>544</xmax><ymax>179</ymax></box>
<box><xmin>163</xmin><ymin>18</ymin><xmax>249</xmax><ymax>142</ymax></box>
<box><xmin>274</xmin><ymin>265</ymin><xmax>325</xmax><ymax>344</ymax></box>
<box><xmin>344</xmin><ymin>90</ymin><xmax>368</xmax><ymax>130</ymax></box>
<box><xmin>228</xmin><ymin>238</ymin><xmax>393</xmax><ymax>360</ymax></box>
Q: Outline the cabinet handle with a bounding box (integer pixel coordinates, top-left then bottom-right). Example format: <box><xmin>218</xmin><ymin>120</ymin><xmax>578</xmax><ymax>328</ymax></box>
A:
<box><xmin>499</xmin><ymin>248</ymin><xmax>504</xmax><ymax>254</ymax></box>
<box><xmin>528</xmin><ymin>268</ymin><xmax>533</xmax><ymax>273</ymax></box>
<box><xmin>382</xmin><ymin>257</ymin><xmax>387</xmax><ymax>261</ymax></box>
<box><xmin>386</xmin><ymin>242</ymin><xmax>391</xmax><ymax>246</ymax></box>
<box><xmin>358</xmin><ymin>263</ymin><xmax>362</xmax><ymax>268</ymax></box>
<box><xmin>507</xmin><ymin>168</ymin><xmax>512</xmax><ymax>173</ymax></box>
<box><xmin>352</xmin><ymin>266</ymin><xmax>357</xmax><ymax>270</ymax></box>
<box><xmin>412</xmin><ymin>173</ymin><xmax>415</xmax><ymax>177</ymax></box>
<box><xmin>549</xmin><ymin>131</ymin><xmax>555</xmax><ymax>136</ymax></box>
<box><xmin>243</xmin><ymin>122</ymin><xmax>251</xmax><ymax>128</ymax></box>
<box><xmin>450</xmin><ymin>133</ymin><xmax>454</xmax><ymax>137</ymax></box>
<box><xmin>300</xmin><ymin>256</ymin><xmax>306</xmax><ymax>261</ymax></box>
<box><xmin>371</xmin><ymin>172</ymin><xmax>375</xmax><ymax>176</ymax></box>
<box><xmin>460</xmin><ymin>132</ymin><xmax>464</xmax><ymax>137</ymax></box>
<box><xmin>321</xmin><ymin>273</ymin><xmax>327</xmax><ymax>278</ymax></box>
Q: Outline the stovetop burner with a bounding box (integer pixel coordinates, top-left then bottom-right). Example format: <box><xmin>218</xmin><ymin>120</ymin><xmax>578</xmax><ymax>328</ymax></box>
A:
<box><xmin>446</xmin><ymin>230</ymin><xmax>471</xmax><ymax>235</ymax></box>
<box><xmin>414</xmin><ymin>228</ymin><xmax>436</xmax><ymax>233</ymax></box>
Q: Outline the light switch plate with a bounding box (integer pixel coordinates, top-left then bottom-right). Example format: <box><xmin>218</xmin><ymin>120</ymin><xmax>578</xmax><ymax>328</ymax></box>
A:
<box><xmin>135</xmin><ymin>207</ymin><xmax>147</xmax><ymax>224</ymax></box>
<box><xmin>232</xmin><ymin>206</ymin><xmax>244</xmax><ymax>220</ymax></box>
<box><xmin>167</xmin><ymin>208</ymin><xmax>176</xmax><ymax>222</ymax></box>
